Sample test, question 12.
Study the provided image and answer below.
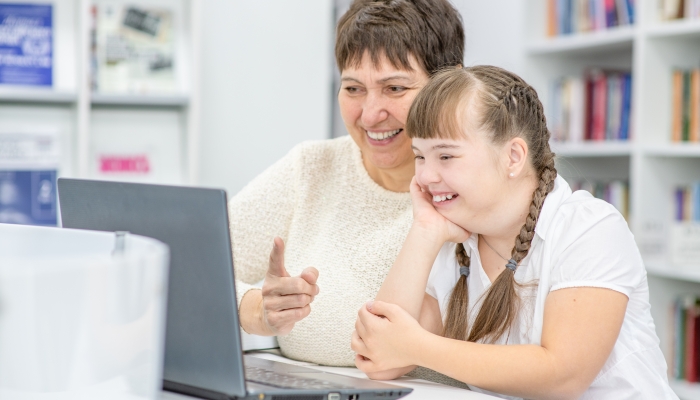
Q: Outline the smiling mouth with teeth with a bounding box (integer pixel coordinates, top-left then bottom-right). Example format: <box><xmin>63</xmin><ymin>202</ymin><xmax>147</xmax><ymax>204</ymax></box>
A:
<box><xmin>366</xmin><ymin>129</ymin><xmax>402</xmax><ymax>141</ymax></box>
<box><xmin>433</xmin><ymin>194</ymin><xmax>458</xmax><ymax>203</ymax></box>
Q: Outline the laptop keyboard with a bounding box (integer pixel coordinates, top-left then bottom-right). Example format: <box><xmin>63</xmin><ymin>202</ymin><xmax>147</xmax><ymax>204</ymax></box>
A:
<box><xmin>245</xmin><ymin>366</ymin><xmax>353</xmax><ymax>390</ymax></box>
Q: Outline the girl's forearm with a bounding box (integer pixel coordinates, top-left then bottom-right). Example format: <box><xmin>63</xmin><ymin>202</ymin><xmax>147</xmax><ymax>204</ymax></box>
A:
<box><xmin>414</xmin><ymin>333</ymin><xmax>585</xmax><ymax>400</ymax></box>
<box><xmin>375</xmin><ymin>224</ymin><xmax>444</xmax><ymax>319</ymax></box>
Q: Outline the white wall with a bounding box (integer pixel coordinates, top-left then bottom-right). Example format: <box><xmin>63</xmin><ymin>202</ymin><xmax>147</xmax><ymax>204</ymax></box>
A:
<box><xmin>197</xmin><ymin>0</ymin><xmax>525</xmax><ymax>196</ymax></box>
<box><xmin>197</xmin><ymin>1</ymin><xmax>334</xmax><ymax>196</ymax></box>
<box><xmin>453</xmin><ymin>0</ymin><xmax>526</xmax><ymax>76</ymax></box>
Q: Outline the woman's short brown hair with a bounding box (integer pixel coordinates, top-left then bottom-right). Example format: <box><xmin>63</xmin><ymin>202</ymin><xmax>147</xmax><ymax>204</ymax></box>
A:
<box><xmin>335</xmin><ymin>0</ymin><xmax>464</xmax><ymax>75</ymax></box>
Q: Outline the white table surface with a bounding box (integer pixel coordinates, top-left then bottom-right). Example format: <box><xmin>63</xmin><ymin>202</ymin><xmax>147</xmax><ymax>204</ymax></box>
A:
<box><xmin>160</xmin><ymin>351</ymin><xmax>500</xmax><ymax>400</ymax></box>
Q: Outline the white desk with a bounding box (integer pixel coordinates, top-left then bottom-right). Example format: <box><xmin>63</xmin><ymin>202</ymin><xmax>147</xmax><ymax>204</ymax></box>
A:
<box><xmin>160</xmin><ymin>352</ymin><xmax>500</xmax><ymax>400</ymax></box>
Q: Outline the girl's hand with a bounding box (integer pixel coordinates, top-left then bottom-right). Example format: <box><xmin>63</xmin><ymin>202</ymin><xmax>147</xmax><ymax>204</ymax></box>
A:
<box><xmin>410</xmin><ymin>177</ymin><xmax>470</xmax><ymax>243</ymax></box>
<box><xmin>351</xmin><ymin>300</ymin><xmax>428</xmax><ymax>373</ymax></box>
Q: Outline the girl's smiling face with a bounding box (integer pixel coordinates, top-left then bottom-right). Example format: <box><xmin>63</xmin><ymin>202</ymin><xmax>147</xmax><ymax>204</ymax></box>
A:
<box><xmin>412</xmin><ymin>136</ymin><xmax>505</xmax><ymax>235</ymax></box>
<box><xmin>411</xmin><ymin>102</ymin><xmax>533</xmax><ymax>237</ymax></box>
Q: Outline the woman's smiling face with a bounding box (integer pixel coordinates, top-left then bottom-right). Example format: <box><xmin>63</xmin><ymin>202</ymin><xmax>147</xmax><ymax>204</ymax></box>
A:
<box><xmin>338</xmin><ymin>51</ymin><xmax>429</xmax><ymax>176</ymax></box>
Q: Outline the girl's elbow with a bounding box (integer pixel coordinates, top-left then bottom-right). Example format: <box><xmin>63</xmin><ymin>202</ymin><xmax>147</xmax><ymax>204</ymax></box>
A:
<box><xmin>366</xmin><ymin>370</ymin><xmax>403</xmax><ymax>380</ymax></box>
<box><xmin>365</xmin><ymin>366</ymin><xmax>414</xmax><ymax>381</ymax></box>
<box><xmin>547</xmin><ymin>376</ymin><xmax>591</xmax><ymax>400</ymax></box>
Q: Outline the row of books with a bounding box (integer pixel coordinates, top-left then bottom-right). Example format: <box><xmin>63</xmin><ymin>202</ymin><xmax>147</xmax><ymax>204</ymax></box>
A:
<box><xmin>550</xmin><ymin>70</ymin><xmax>632</xmax><ymax>142</ymax></box>
<box><xmin>671</xmin><ymin>68</ymin><xmax>700</xmax><ymax>142</ymax></box>
<box><xmin>0</xmin><ymin>2</ymin><xmax>177</xmax><ymax>94</ymax></box>
<box><xmin>569</xmin><ymin>179</ymin><xmax>629</xmax><ymax>218</ymax></box>
<box><xmin>546</xmin><ymin>0</ymin><xmax>635</xmax><ymax>37</ymax></box>
<box><xmin>675</xmin><ymin>183</ymin><xmax>700</xmax><ymax>221</ymax></box>
<box><xmin>660</xmin><ymin>0</ymin><xmax>700</xmax><ymax>20</ymax></box>
<box><xmin>671</xmin><ymin>295</ymin><xmax>700</xmax><ymax>382</ymax></box>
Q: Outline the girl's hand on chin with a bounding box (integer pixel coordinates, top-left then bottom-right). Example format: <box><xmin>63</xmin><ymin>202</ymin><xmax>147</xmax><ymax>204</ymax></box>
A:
<box><xmin>352</xmin><ymin>300</ymin><xmax>425</xmax><ymax>373</ymax></box>
<box><xmin>410</xmin><ymin>177</ymin><xmax>470</xmax><ymax>243</ymax></box>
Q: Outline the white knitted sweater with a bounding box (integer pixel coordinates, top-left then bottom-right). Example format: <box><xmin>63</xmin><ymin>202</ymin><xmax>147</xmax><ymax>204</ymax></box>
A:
<box><xmin>228</xmin><ymin>135</ymin><xmax>413</xmax><ymax>366</ymax></box>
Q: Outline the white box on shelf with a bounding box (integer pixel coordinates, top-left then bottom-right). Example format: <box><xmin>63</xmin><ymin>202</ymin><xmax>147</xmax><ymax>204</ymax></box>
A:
<box><xmin>90</xmin><ymin>108</ymin><xmax>182</xmax><ymax>184</ymax></box>
<box><xmin>670</xmin><ymin>222</ymin><xmax>700</xmax><ymax>266</ymax></box>
<box><xmin>636</xmin><ymin>220</ymin><xmax>668</xmax><ymax>260</ymax></box>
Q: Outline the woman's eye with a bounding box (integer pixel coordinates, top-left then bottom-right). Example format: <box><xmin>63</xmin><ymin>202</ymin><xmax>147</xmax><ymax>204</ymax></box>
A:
<box><xmin>414</xmin><ymin>155</ymin><xmax>424</xmax><ymax>160</ymax></box>
<box><xmin>440</xmin><ymin>155</ymin><xmax>452</xmax><ymax>160</ymax></box>
<box><xmin>344</xmin><ymin>86</ymin><xmax>363</xmax><ymax>94</ymax></box>
<box><xmin>387</xmin><ymin>86</ymin><xmax>407</xmax><ymax>93</ymax></box>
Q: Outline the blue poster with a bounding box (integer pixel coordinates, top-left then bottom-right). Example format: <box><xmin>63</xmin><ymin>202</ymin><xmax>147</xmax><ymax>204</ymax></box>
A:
<box><xmin>0</xmin><ymin>3</ymin><xmax>53</xmax><ymax>86</ymax></box>
<box><xmin>0</xmin><ymin>170</ymin><xmax>57</xmax><ymax>226</ymax></box>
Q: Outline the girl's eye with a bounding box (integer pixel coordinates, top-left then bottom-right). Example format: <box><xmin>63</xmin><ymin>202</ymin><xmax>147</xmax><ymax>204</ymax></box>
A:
<box><xmin>414</xmin><ymin>155</ymin><xmax>424</xmax><ymax>160</ymax></box>
<box><xmin>440</xmin><ymin>155</ymin><xmax>453</xmax><ymax>160</ymax></box>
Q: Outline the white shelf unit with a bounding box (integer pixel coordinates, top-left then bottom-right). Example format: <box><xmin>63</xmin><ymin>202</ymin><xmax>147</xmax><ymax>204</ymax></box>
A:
<box><xmin>525</xmin><ymin>1</ymin><xmax>700</xmax><ymax>398</ymax></box>
<box><xmin>0</xmin><ymin>0</ymin><xmax>201</xmax><ymax>185</ymax></box>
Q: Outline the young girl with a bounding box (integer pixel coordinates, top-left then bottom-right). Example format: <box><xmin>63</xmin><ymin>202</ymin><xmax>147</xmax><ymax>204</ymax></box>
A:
<box><xmin>350</xmin><ymin>66</ymin><xmax>677</xmax><ymax>399</ymax></box>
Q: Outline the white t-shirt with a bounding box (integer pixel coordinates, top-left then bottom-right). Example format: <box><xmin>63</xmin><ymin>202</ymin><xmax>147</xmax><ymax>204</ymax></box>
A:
<box><xmin>426</xmin><ymin>176</ymin><xmax>678</xmax><ymax>400</ymax></box>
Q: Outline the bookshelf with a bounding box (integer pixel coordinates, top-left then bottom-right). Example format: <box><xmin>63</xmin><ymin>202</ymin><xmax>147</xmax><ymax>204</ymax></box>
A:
<box><xmin>0</xmin><ymin>0</ymin><xmax>201</xmax><ymax>185</ymax></box>
<box><xmin>525</xmin><ymin>1</ymin><xmax>700</xmax><ymax>398</ymax></box>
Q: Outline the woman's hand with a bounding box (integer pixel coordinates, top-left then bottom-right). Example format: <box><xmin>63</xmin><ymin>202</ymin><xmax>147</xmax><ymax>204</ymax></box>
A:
<box><xmin>351</xmin><ymin>300</ymin><xmax>428</xmax><ymax>374</ymax></box>
<box><xmin>240</xmin><ymin>237</ymin><xmax>320</xmax><ymax>336</ymax></box>
<box><xmin>260</xmin><ymin>237</ymin><xmax>320</xmax><ymax>335</ymax></box>
<box><xmin>410</xmin><ymin>177</ymin><xmax>470</xmax><ymax>243</ymax></box>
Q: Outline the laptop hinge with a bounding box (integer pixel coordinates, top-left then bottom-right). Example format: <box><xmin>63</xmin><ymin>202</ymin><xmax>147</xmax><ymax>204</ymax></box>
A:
<box><xmin>163</xmin><ymin>379</ymin><xmax>235</xmax><ymax>400</ymax></box>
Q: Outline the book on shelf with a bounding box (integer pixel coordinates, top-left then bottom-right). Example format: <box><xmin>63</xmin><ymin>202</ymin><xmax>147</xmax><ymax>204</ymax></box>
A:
<box><xmin>0</xmin><ymin>128</ymin><xmax>59</xmax><ymax>226</ymax></box>
<box><xmin>671</xmin><ymin>295</ymin><xmax>700</xmax><ymax>382</ymax></box>
<box><xmin>550</xmin><ymin>69</ymin><xmax>632</xmax><ymax>143</ymax></box>
<box><xmin>660</xmin><ymin>0</ymin><xmax>700</xmax><ymax>20</ymax></box>
<box><xmin>0</xmin><ymin>3</ymin><xmax>53</xmax><ymax>87</ymax></box>
<box><xmin>569</xmin><ymin>179</ymin><xmax>629</xmax><ymax>218</ymax></box>
<box><xmin>674</xmin><ymin>183</ymin><xmax>700</xmax><ymax>222</ymax></box>
<box><xmin>671</xmin><ymin>68</ymin><xmax>700</xmax><ymax>143</ymax></box>
<box><xmin>92</xmin><ymin>2</ymin><xmax>177</xmax><ymax>94</ymax></box>
<box><xmin>546</xmin><ymin>0</ymin><xmax>635</xmax><ymax>37</ymax></box>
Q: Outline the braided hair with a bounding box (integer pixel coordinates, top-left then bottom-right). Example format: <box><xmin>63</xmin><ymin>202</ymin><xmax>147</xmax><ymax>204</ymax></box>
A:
<box><xmin>406</xmin><ymin>66</ymin><xmax>557</xmax><ymax>343</ymax></box>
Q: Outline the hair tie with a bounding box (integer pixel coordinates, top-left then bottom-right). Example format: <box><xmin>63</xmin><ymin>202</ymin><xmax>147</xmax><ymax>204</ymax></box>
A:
<box><xmin>459</xmin><ymin>266</ymin><xmax>470</xmax><ymax>278</ymax></box>
<box><xmin>506</xmin><ymin>259</ymin><xmax>518</xmax><ymax>273</ymax></box>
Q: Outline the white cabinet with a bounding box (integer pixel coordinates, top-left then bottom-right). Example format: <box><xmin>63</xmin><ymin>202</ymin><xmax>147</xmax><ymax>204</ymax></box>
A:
<box><xmin>0</xmin><ymin>0</ymin><xmax>201</xmax><ymax>184</ymax></box>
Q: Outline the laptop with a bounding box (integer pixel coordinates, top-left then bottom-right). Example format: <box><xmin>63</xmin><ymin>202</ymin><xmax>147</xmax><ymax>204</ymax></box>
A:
<box><xmin>57</xmin><ymin>178</ymin><xmax>412</xmax><ymax>400</ymax></box>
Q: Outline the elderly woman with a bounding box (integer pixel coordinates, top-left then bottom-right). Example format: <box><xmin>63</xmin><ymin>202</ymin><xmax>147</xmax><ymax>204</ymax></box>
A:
<box><xmin>229</xmin><ymin>0</ymin><xmax>464</xmax><ymax>367</ymax></box>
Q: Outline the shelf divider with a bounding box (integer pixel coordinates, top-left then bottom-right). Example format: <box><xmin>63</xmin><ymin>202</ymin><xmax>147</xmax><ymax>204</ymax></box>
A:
<box><xmin>527</xmin><ymin>26</ymin><xmax>636</xmax><ymax>56</ymax></box>
<box><xmin>91</xmin><ymin>94</ymin><xmax>190</xmax><ymax>107</ymax></box>
<box><xmin>0</xmin><ymin>88</ymin><xmax>77</xmax><ymax>104</ymax></box>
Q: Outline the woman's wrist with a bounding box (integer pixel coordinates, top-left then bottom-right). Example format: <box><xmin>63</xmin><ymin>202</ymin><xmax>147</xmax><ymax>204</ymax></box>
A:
<box><xmin>240</xmin><ymin>289</ymin><xmax>274</xmax><ymax>336</ymax></box>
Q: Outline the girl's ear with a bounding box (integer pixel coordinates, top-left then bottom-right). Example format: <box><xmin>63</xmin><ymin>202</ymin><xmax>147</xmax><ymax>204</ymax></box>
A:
<box><xmin>506</xmin><ymin>137</ymin><xmax>529</xmax><ymax>178</ymax></box>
